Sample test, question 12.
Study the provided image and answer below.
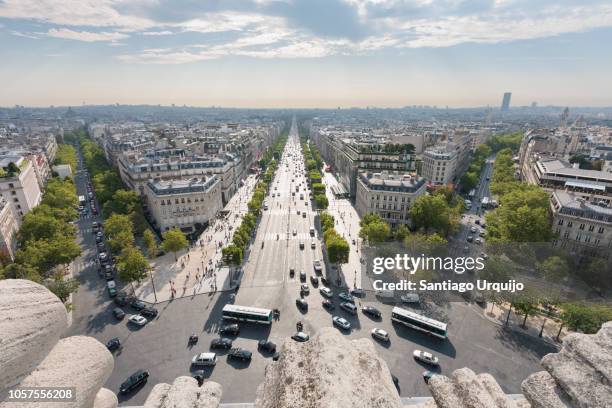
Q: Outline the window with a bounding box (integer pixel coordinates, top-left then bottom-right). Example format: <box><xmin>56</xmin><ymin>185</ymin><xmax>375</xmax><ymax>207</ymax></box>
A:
<box><xmin>579</xmin><ymin>223</ymin><xmax>585</xmax><ymax>230</ymax></box>
<box><xmin>11</xmin><ymin>191</ymin><xmax>16</xmax><ymax>196</ymax></box>
<box><xmin>588</xmin><ymin>225</ymin><xmax>594</xmax><ymax>232</ymax></box>
<box><xmin>13</xmin><ymin>198</ymin><xmax>18</xmax><ymax>203</ymax></box>
<box><xmin>567</xmin><ymin>221</ymin><xmax>573</xmax><ymax>228</ymax></box>
<box><xmin>598</xmin><ymin>227</ymin><xmax>604</xmax><ymax>234</ymax></box>
<box><xmin>8</xmin><ymin>183</ymin><xmax>14</xmax><ymax>188</ymax></box>
<box><xmin>558</xmin><ymin>219</ymin><xmax>564</xmax><ymax>225</ymax></box>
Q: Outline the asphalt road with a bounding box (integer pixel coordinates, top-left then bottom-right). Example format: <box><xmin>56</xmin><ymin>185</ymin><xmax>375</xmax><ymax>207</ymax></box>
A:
<box><xmin>68</xmin><ymin>129</ymin><xmax>556</xmax><ymax>405</ymax></box>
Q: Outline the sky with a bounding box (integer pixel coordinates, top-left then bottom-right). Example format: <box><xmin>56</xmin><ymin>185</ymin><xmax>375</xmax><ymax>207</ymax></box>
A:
<box><xmin>1</xmin><ymin>0</ymin><xmax>612</xmax><ymax>108</ymax></box>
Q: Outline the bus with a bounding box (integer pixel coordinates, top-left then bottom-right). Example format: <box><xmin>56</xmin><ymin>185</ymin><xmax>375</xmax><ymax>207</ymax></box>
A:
<box><xmin>468</xmin><ymin>189</ymin><xmax>476</xmax><ymax>199</ymax></box>
<box><xmin>391</xmin><ymin>307</ymin><xmax>448</xmax><ymax>339</ymax></box>
<box><xmin>78</xmin><ymin>195</ymin><xmax>86</xmax><ymax>205</ymax></box>
<box><xmin>481</xmin><ymin>196</ymin><xmax>490</xmax><ymax>209</ymax></box>
<box><xmin>222</xmin><ymin>304</ymin><xmax>273</xmax><ymax>325</ymax></box>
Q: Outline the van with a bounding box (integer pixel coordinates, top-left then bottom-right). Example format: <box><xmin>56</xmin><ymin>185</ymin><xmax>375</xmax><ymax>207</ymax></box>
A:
<box><xmin>191</xmin><ymin>352</ymin><xmax>217</xmax><ymax>366</ymax></box>
<box><xmin>340</xmin><ymin>302</ymin><xmax>357</xmax><ymax>314</ymax></box>
<box><xmin>309</xmin><ymin>227</ymin><xmax>315</xmax><ymax>236</ymax></box>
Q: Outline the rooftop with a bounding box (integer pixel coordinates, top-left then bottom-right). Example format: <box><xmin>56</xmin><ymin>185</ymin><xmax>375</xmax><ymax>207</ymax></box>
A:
<box><xmin>359</xmin><ymin>171</ymin><xmax>426</xmax><ymax>193</ymax></box>
<box><xmin>146</xmin><ymin>176</ymin><xmax>219</xmax><ymax>196</ymax></box>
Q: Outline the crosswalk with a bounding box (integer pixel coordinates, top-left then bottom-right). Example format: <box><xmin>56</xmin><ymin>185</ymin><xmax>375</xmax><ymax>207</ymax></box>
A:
<box><xmin>264</xmin><ymin>209</ymin><xmax>312</xmax><ymax>216</ymax></box>
<box><xmin>73</xmin><ymin>260</ymin><xmax>97</xmax><ymax>272</ymax></box>
<box><xmin>262</xmin><ymin>232</ymin><xmax>316</xmax><ymax>241</ymax></box>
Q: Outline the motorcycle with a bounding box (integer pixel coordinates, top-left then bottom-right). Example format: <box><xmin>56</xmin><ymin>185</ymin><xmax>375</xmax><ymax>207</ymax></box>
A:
<box><xmin>188</xmin><ymin>334</ymin><xmax>199</xmax><ymax>344</ymax></box>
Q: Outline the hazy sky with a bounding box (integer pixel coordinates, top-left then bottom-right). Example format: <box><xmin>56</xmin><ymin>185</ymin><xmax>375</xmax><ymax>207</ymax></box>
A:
<box><xmin>1</xmin><ymin>0</ymin><xmax>612</xmax><ymax>108</ymax></box>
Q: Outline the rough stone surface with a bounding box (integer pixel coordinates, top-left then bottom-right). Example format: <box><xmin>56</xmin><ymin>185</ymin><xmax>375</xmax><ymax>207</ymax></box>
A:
<box><xmin>93</xmin><ymin>388</ymin><xmax>118</xmax><ymax>408</ymax></box>
<box><xmin>0</xmin><ymin>279</ymin><xmax>68</xmax><ymax>393</ymax></box>
<box><xmin>7</xmin><ymin>336</ymin><xmax>114</xmax><ymax>408</ymax></box>
<box><xmin>143</xmin><ymin>376</ymin><xmax>222</xmax><ymax>408</ymax></box>
<box><xmin>254</xmin><ymin>327</ymin><xmax>402</xmax><ymax>408</ymax></box>
<box><xmin>522</xmin><ymin>322</ymin><xmax>612</xmax><ymax>408</ymax></box>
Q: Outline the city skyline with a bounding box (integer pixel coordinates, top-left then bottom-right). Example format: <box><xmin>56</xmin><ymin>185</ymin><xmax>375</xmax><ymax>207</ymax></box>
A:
<box><xmin>1</xmin><ymin>0</ymin><xmax>612</xmax><ymax>107</ymax></box>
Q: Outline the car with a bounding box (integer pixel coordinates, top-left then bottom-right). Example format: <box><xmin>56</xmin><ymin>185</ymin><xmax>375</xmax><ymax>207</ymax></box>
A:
<box><xmin>99</xmin><ymin>252</ymin><xmax>107</xmax><ymax>261</ymax></box>
<box><xmin>296</xmin><ymin>298</ymin><xmax>308</xmax><ymax>311</ymax></box>
<box><xmin>413</xmin><ymin>350</ymin><xmax>440</xmax><ymax>366</ymax></box>
<box><xmin>289</xmin><ymin>268</ymin><xmax>295</xmax><ymax>278</ymax></box>
<box><xmin>228</xmin><ymin>348</ymin><xmax>252</xmax><ymax>361</ymax></box>
<box><xmin>362</xmin><ymin>306</ymin><xmax>381</xmax><ymax>318</ymax></box>
<box><xmin>322</xmin><ymin>299</ymin><xmax>335</xmax><ymax>310</ymax></box>
<box><xmin>479</xmin><ymin>231</ymin><xmax>485</xmax><ymax>237</ymax></box>
<box><xmin>332</xmin><ymin>316</ymin><xmax>351</xmax><ymax>330</ymax></box>
<box><xmin>92</xmin><ymin>221</ymin><xmax>99</xmax><ymax>230</ymax></box>
<box><xmin>191</xmin><ymin>353</ymin><xmax>217</xmax><ymax>367</ymax></box>
<box><xmin>296</xmin><ymin>210</ymin><xmax>300</xmax><ymax>215</ymax></box>
<box><xmin>113</xmin><ymin>307</ymin><xmax>125</xmax><ymax>320</ymax></box>
<box><xmin>140</xmin><ymin>306</ymin><xmax>158</xmax><ymax>318</ymax></box>
<box><xmin>258</xmin><ymin>340</ymin><xmax>277</xmax><ymax>352</ymax></box>
<box><xmin>95</xmin><ymin>235</ymin><xmax>103</xmax><ymax>243</ymax></box>
<box><xmin>127</xmin><ymin>315</ymin><xmax>147</xmax><ymax>326</ymax></box>
<box><xmin>272</xmin><ymin>352</ymin><xmax>281</xmax><ymax>361</ymax></box>
<box><xmin>311</xmin><ymin>241</ymin><xmax>316</xmax><ymax>249</ymax></box>
<box><xmin>401</xmin><ymin>293</ymin><xmax>420</xmax><ymax>303</ymax></box>
<box><xmin>475</xmin><ymin>238</ymin><xmax>482</xmax><ymax>244</ymax></box>
<box><xmin>130</xmin><ymin>299</ymin><xmax>146</xmax><ymax>311</ymax></box>
<box><xmin>321</xmin><ymin>276</ymin><xmax>329</xmax><ymax>286</ymax></box>
<box><xmin>302</xmin><ymin>212</ymin><xmax>307</xmax><ymax>218</ymax></box>
<box><xmin>299</xmin><ymin>270</ymin><xmax>306</xmax><ymax>282</ymax></box>
<box><xmin>219</xmin><ymin>324</ymin><xmax>240</xmax><ymax>335</ymax></box>
<box><xmin>106</xmin><ymin>280</ymin><xmax>117</xmax><ymax>297</ymax></box>
<box><xmin>470</xmin><ymin>226</ymin><xmax>477</xmax><ymax>233</ymax></box>
<box><xmin>313</xmin><ymin>260</ymin><xmax>323</xmax><ymax>273</ymax></box>
<box><xmin>475</xmin><ymin>219</ymin><xmax>480</xmax><ymax>225</ymax></box>
<box><xmin>309</xmin><ymin>227</ymin><xmax>315</xmax><ymax>236</ymax></box>
<box><xmin>338</xmin><ymin>292</ymin><xmax>354</xmax><ymax>303</ymax></box>
<box><xmin>481</xmin><ymin>223</ymin><xmax>487</xmax><ymax>229</ymax></box>
<box><xmin>291</xmin><ymin>332</ymin><xmax>310</xmax><ymax>342</ymax></box>
<box><xmin>104</xmin><ymin>269</ymin><xmax>114</xmax><ymax>281</ymax></box>
<box><xmin>263</xmin><ymin>204</ymin><xmax>268</xmax><ymax>210</ymax></box>
<box><xmin>97</xmin><ymin>241</ymin><xmax>105</xmax><ymax>250</ymax></box>
<box><xmin>292</xmin><ymin>229</ymin><xmax>297</xmax><ymax>236</ymax></box>
<box><xmin>119</xmin><ymin>370</ymin><xmax>149</xmax><ymax>394</ymax></box>
<box><xmin>371</xmin><ymin>328</ymin><xmax>390</xmax><ymax>342</ymax></box>
<box><xmin>481</xmin><ymin>252</ymin><xmax>488</xmax><ymax>259</ymax></box>
<box><xmin>319</xmin><ymin>286</ymin><xmax>333</xmax><ymax>298</ymax></box>
<box><xmin>310</xmin><ymin>275</ymin><xmax>319</xmax><ymax>286</ymax></box>
<box><xmin>299</xmin><ymin>242</ymin><xmax>304</xmax><ymax>250</ymax></box>
<box><xmin>350</xmin><ymin>288</ymin><xmax>365</xmax><ymax>297</ymax></box>
<box><xmin>114</xmin><ymin>295</ymin><xmax>128</xmax><ymax>306</ymax></box>
<box><xmin>300</xmin><ymin>283</ymin><xmax>309</xmax><ymax>294</ymax></box>
<box><xmin>340</xmin><ymin>302</ymin><xmax>357</xmax><ymax>315</ymax></box>
<box><xmin>423</xmin><ymin>370</ymin><xmax>435</xmax><ymax>384</ymax></box>
<box><xmin>466</xmin><ymin>235</ymin><xmax>474</xmax><ymax>243</ymax></box>
<box><xmin>210</xmin><ymin>338</ymin><xmax>233</xmax><ymax>349</ymax></box>
<box><xmin>106</xmin><ymin>337</ymin><xmax>121</xmax><ymax>351</ymax></box>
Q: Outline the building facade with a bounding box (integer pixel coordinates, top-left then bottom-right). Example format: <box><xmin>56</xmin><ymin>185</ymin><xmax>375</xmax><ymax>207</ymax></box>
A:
<box><xmin>355</xmin><ymin>171</ymin><xmax>427</xmax><ymax>228</ymax></box>
<box><xmin>421</xmin><ymin>145</ymin><xmax>457</xmax><ymax>185</ymax></box>
<box><xmin>0</xmin><ymin>156</ymin><xmax>43</xmax><ymax>224</ymax></box>
<box><xmin>144</xmin><ymin>176</ymin><xmax>223</xmax><ymax>233</ymax></box>
<box><xmin>0</xmin><ymin>197</ymin><xmax>19</xmax><ymax>261</ymax></box>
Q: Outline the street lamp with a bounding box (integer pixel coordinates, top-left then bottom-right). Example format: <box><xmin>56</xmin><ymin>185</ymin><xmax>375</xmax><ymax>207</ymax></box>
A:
<box><xmin>148</xmin><ymin>267</ymin><xmax>158</xmax><ymax>303</ymax></box>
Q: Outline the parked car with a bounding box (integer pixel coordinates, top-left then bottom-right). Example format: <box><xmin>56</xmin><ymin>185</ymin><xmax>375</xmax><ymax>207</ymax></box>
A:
<box><xmin>299</xmin><ymin>242</ymin><xmax>304</xmax><ymax>250</ymax></box>
<box><xmin>140</xmin><ymin>307</ymin><xmax>158</xmax><ymax>318</ymax></box>
<box><xmin>119</xmin><ymin>370</ymin><xmax>149</xmax><ymax>394</ymax></box>
<box><xmin>413</xmin><ymin>350</ymin><xmax>440</xmax><ymax>366</ymax></box>
<box><xmin>401</xmin><ymin>293</ymin><xmax>420</xmax><ymax>304</ymax></box>
<box><xmin>258</xmin><ymin>340</ymin><xmax>277</xmax><ymax>352</ymax></box>
<box><xmin>362</xmin><ymin>306</ymin><xmax>381</xmax><ymax>318</ymax></box>
<box><xmin>310</xmin><ymin>275</ymin><xmax>319</xmax><ymax>286</ymax></box>
<box><xmin>350</xmin><ymin>288</ymin><xmax>365</xmax><ymax>297</ymax></box>
<box><xmin>191</xmin><ymin>353</ymin><xmax>217</xmax><ymax>367</ymax></box>
<box><xmin>219</xmin><ymin>324</ymin><xmax>240</xmax><ymax>335</ymax></box>
<box><xmin>466</xmin><ymin>235</ymin><xmax>474</xmax><ymax>243</ymax></box>
<box><xmin>127</xmin><ymin>315</ymin><xmax>147</xmax><ymax>326</ymax></box>
<box><xmin>319</xmin><ymin>287</ymin><xmax>333</xmax><ymax>298</ymax></box>
<box><xmin>291</xmin><ymin>332</ymin><xmax>310</xmax><ymax>342</ymax></box>
<box><xmin>113</xmin><ymin>307</ymin><xmax>125</xmax><ymax>320</ymax></box>
<box><xmin>371</xmin><ymin>328</ymin><xmax>390</xmax><ymax>342</ymax></box>
<box><xmin>340</xmin><ymin>302</ymin><xmax>357</xmax><ymax>315</ymax></box>
<box><xmin>313</xmin><ymin>259</ymin><xmax>323</xmax><ymax>273</ymax></box>
<box><xmin>106</xmin><ymin>337</ymin><xmax>121</xmax><ymax>351</ymax></box>
<box><xmin>322</xmin><ymin>299</ymin><xmax>335</xmax><ymax>310</ymax></box>
<box><xmin>320</xmin><ymin>276</ymin><xmax>329</xmax><ymax>286</ymax></box>
<box><xmin>296</xmin><ymin>298</ymin><xmax>308</xmax><ymax>311</ymax></box>
<box><xmin>106</xmin><ymin>280</ymin><xmax>117</xmax><ymax>298</ymax></box>
<box><xmin>228</xmin><ymin>348</ymin><xmax>252</xmax><ymax>361</ymax></box>
<box><xmin>210</xmin><ymin>338</ymin><xmax>233</xmax><ymax>349</ymax></box>
<box><xmin>332</xmin><ymin>316</ymin><xmax>351</xmax><ymax>330</ymax></box>
<box><xmin>130</xmin><ymin>299</ymin><xmax>146</xmax><ymax>311</ymax></box>
<box><xmin>114</xmin><ymin>295</ymin><xmax>128</xmax><ymax>306</ymax></box>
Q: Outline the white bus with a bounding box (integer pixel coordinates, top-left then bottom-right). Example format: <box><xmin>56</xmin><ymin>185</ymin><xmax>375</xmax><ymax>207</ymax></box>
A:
<box><xmin>391</xmin><ymin>307</ymin><xmax>448</xmax><ymax>339</ymax></box>
<box><xmin>222</xmin><ymin>304</ymin><xmax>273</xmax><ymax>324</ymax></box>
<box><xmin>78</xmin><ymin>195</ymin><xmax>86</xmax><ymax>205</ymax></box>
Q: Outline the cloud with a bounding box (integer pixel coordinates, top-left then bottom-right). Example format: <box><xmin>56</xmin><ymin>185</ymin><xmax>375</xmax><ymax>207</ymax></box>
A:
<box><xmin>1</xmin><ymin>0</ymin><xmax>612</xmax><ymax>62</ymax></box>
<box><xmin>9</xmin><ymin>30</ymin><xmax>40</xmax><ymax>39</ymax></box>
<box><xmin>46</xmin><ymin>28</ymin><xmax>129</xmax><ymax>42</ymax></box>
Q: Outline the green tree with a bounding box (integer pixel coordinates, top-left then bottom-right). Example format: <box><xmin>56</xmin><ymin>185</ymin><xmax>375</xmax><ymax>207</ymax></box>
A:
<box><xmin>559</xmin><ymin>302</ymin><xmax>612</xmax><ymax>336</ymax></box>
<box><xmin>162</xmin><ymin>228</ymin><xmax>189</xmax><ymax>261</ymax></box>
<box><xmin>538</xmin><ymin>256</ymin><xmax>570</xmax><ymax>282</ymax></box>
<box><xmin>104</xmin><ymin>213</ymin><xmax>133</xmax><ymax>240</ymax></box>
<box><xmin>320</xmin><ymin>212</ymin><xmax>335</xmax><ymax>232</ymax></box>
<box><xmin>45</xmin><ymin>272</ymin><xmax>80</xmax><ymax>303</ymax></box>
<box><xmin>54</xmin><ymin>144</ymin><xmax>78</xmax><ymax>171</ymax></box>
<box><xmin>107</xmin><ymin>229</ymin><xmax>135</xmax><ymax>254</ymax></box>
<box><xmin>143</xmin><ymin>229</ymin><xmax>158</xmax><ymax>258</ymax></box>
<box><xmin>394</xmin><ymin>224</ymin><xmax>410</xmax><ymax>241</ymax></box>
<box><xmin>410</xmin><ymin>194</ymin><xmax>453</xmax><ymax>235</ymax></box>
<box><xmin>360</xmin><ymin>213</ymin><xmax>384</xmax><ymax>227</ymax></box>
<box><xmin>116</xmin><ymin>246</ymin><xmax>149</xmax><ymax>287</ymax></box>
<box><xmin>359</xmin><ymin>221</ymin><xmax>390</xmax><ymax>244</ymax></box>
<box><xmin>306</xmin><ymin>159</ymin><xmax>318</xmax><ymax>171</ymax></box>
<box><xmin>222</xmin><ymin>244</ymin><xmax>243</xmax><ymax>266</ymax></box>
<box><xmin>1</xmin><ymin>263</ymin><xmax>42</xmax><ymax>282</ymax></box>
<box><xmin>324</xmin><ymin>231</ymin><xmax>349</xmax><ymax>264</ymax></box>
<box><xmin>314</xmin><ymin>194</ymin><xmax>329</xmax><ymax>210</ymax></box>
<box><xmin>513</xmin><ymin>291</ymin><xmax>539</xmax><ymax>328</ymax></box>
<box><xmin>460</xmin><ymin>171</ymin><xmax>479</xmax><ymax>192</ymax></box>
<box><xmin>16</xmin><ymin>236</ymin><xmax>81</xmax><ymax>273</ymax></box>
<box><xmin>102</xmin><ymin>189</ymin><xmax>141</xmax><ymax>216</ymax></box>
<box><xmin>312</xmin><ymin>183</ymin><xmax>326</xmax><ymax>194</ymax></box>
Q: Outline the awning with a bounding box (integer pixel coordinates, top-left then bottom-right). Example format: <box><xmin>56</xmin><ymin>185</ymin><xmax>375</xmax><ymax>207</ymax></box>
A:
<box><xmin>564</xmin><ymin>180</ymin><xmax>606</xmax><ymax>191</ymax></box>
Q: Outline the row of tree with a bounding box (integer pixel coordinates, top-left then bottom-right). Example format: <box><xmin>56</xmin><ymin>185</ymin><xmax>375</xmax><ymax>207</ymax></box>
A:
<box><xmin>459</xmin><ymin>144</ymin><xmax>492</xmax><ymax>193</ymax></box>
<box><xmin>301</xmin><ymin>139</ymin><xmax>328</xmax><ymax>210</ymax></box>
<box><xmin>320</xmin><ymin>212</ymin><xmax>350</xmax><ymax>265</ymax></box>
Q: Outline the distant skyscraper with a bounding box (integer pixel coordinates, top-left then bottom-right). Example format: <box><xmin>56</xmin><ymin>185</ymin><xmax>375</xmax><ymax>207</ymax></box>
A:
<box><xmin>501</xmin><ymin>92</ymin><xmax>512</xmax><ymax>112</ymax></box>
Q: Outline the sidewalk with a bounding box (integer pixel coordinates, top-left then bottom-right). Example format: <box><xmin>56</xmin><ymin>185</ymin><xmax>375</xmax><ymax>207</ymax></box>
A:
<box><xmin>134</xmin><ymin>175</ymin><xmax>258</xmax><ymax>303</ymax></box>
<box><xmin>321</xmin><ymin>171</ymin><xmax>363</xmax><ymax>290</ymax></box>
<box><xmin>480</xmin><ymin>301</ymin><xmax>566</xmax><ymax>346</ymax></box>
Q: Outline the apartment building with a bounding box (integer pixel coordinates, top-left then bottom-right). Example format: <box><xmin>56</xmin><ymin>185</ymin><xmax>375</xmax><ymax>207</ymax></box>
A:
<box><xmin>144</xmin><ymin>176</ymin><xmax>223</xmax><ymax>233</ymax></box>
<box><xmin>0</xmin><ymin>197</ymin><xmax>19</xmax><ymax>261</ymax></box>
<box><xmin>421</xmin><ymin>144</ymin><xmax>457</xmax><ymax>185</ymax></box>
<box><xmin>355</xmin><ymin>171</ymin><xmax>427</xmax><ymax>228</ymax></box>
<box><xmin>0</xmin><ymin>155</ymin><xmax>43</xmax><ymax>224</ymax></box>
<box><xmin>551</xmin><ymin>190</ymin><xmax>612</xmax><ymax>259</ymax></box>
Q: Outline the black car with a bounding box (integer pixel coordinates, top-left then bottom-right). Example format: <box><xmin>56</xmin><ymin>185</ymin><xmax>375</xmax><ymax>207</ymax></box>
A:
<box><xmin>228</xmin><ymin>348</ymin><xmax>252</xmax><ymax>361</ymax></box>
<box><xmin>258</xmin><ymin>340</ymin><xmax>277</xmax><ymax>352</ymax></box>
<box><xmin>130</xmin><ymin>299</ymin><xmax>146</xmax><ymax>311</ymax></box>
<box><xmin>140</xmin><ymin>307</ymin><xmax>158</xmax><ymax>318</ymax></box>
<box><xmin>106</xmin><ymin>337</ymin><xmax>121</xmax><ymax>351</ymax></box>
<box><xmin>350</xmin><ymin>288</ymin><xmax>365</xmax><ymax>297</ymax></box>
<box><xmin>104</xmin><ymin>270</ymin><xmax>114</xmax><ymax>281</ymax></box>
<box><xmin>320</xmin><ymin>276</ymin><xmax>329</xmax><ymax>286</ymax></box>
<box><xmin>362</xmin><ymin>306</ymin><xmax>381</xmax><ymax>318</ymax></box>
<box><xmin>299</xmin><ymin>271</ymin><xmax>306</xmax><ymax>282</ymax></box>
<box><xmin>114</xmin><ymin>296</ymin><xmax>128</xmax><ymax>306</ymax></box>
<box><xmin>113</xmin><ymin>307</ymin><xmax>125</xmax><ymax>320</ymax></box>
<box><xmin>322</xmin><ymin>299</ymin><xmax>335</xmax><ymax>310</ymax></box>
<box><xmin>310</xmin><ymin>275</ymin><xmax>319</xmax><ymax>286</ymax></box>
<box><xmin>119</xmin><ymin>370</ymin><xmax>149</xmax><ymax>394</ymax></box>
<box><xmin>210</xmin><ymin>338</ymin><xmax>233</xmax><ymax>349</ymax></box>
<box><xmin>296</xmin><ymin>298</ymin><xmax>308</xmax><ymax>311</ymax></box>
<box><xmin>219</xmin><ymin>324</ymin><xmax>240</xmax><ymax>336</ymax></box>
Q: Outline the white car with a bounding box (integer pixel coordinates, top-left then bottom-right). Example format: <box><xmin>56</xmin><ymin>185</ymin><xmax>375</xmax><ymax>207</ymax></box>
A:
<box><xmin>413</xmin><ymin>350</ymin><xmax>439</xmax><ymax>366</ymax></box>
<box><xmin>371</xmin><ymin>328</ymin><xmax>389</xmax><ymax>342</ymax></box>
<box><xmin>319</xmin><ymin>287</ymin><xmax>333</xmax><ymax>298</ymax></box>
<box><xmin>401</xmin><ymin>293</ymin><xmax>420</xmax><ymax>303</ymax></box>
<box><xmin>470</xmin><ymin>226</ymin><xmax>477</xmax><ymax>233</ymax></box>
<box><xmin>332</xmin><ymin>316</ymin><xmax>351</xmax><ymax>330</ymax></box>
<box><xmin>292</xmin><ymin>229</ymin><xmax>297</xmax><ymax>236</ymax></box>
<box><xmin>300</xmin><ymin>283</ymin><xmax>309</xmax><ymax>294</ymax></box>
<box><xmin>128</xmin><ymin>315</ymin><xmax>148</xmax><ymax>326</ymax></box>
<box><xmin>191</xmin><ymin>352</ymin><xmax>217</xmax><ymax>366</ymax></box>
